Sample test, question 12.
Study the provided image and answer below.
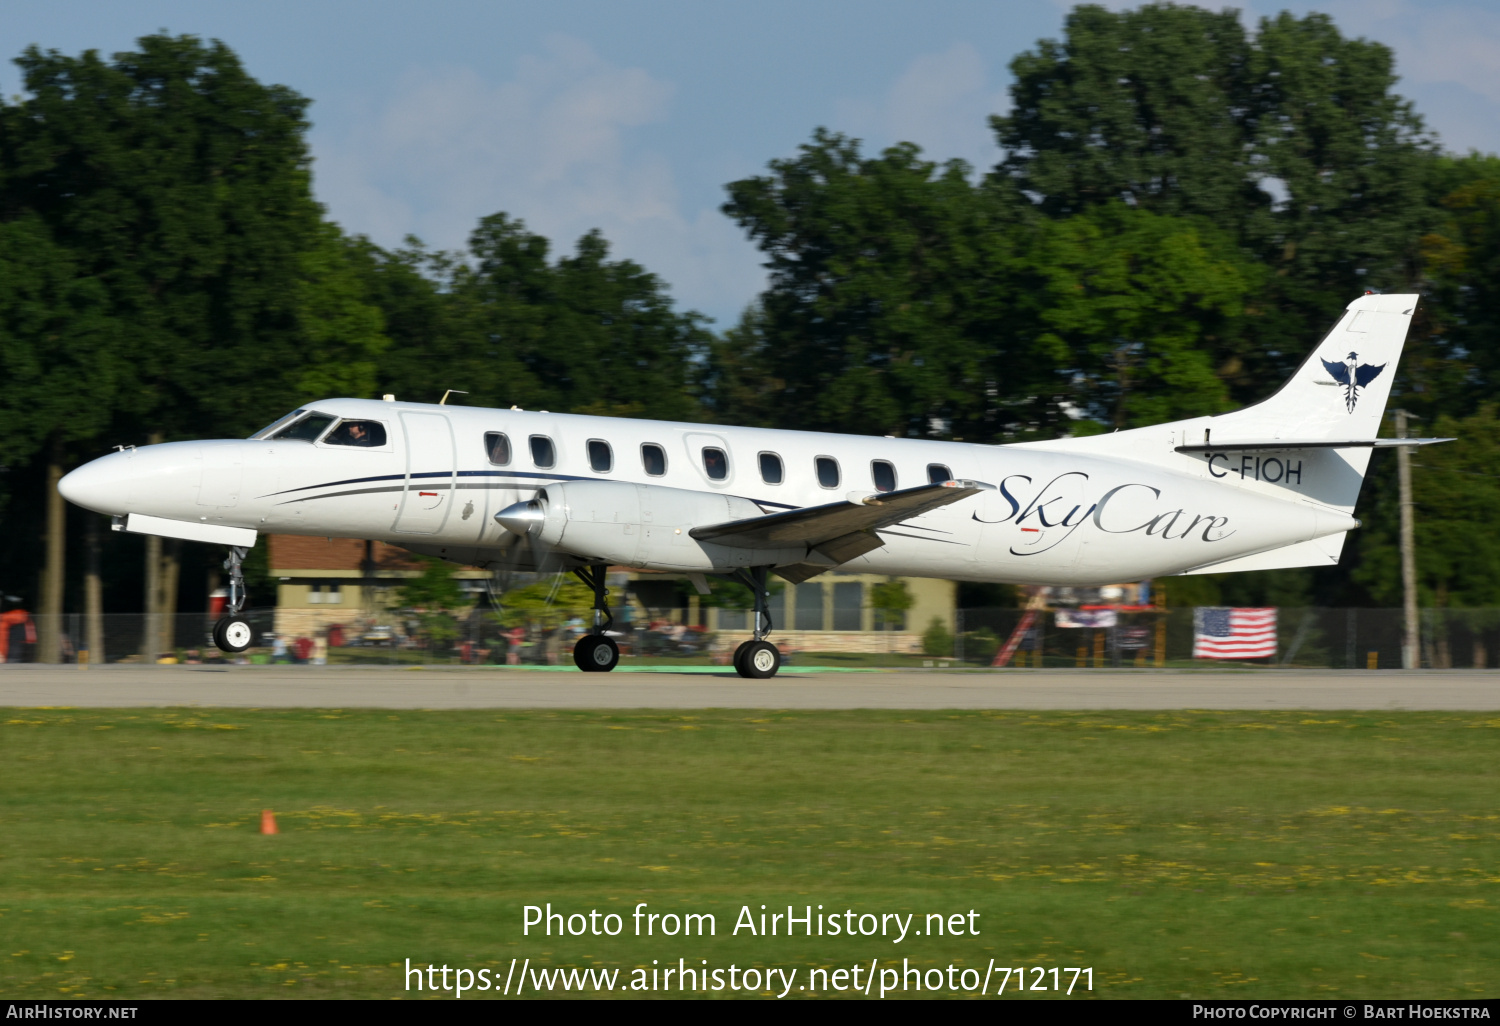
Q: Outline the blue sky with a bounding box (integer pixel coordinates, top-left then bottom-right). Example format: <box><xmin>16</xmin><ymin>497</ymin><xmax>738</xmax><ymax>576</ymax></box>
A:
<box><xmin>5</xmin><ymin>1</ymin><xmax>1499</xmax><ymax>327</ymax></box>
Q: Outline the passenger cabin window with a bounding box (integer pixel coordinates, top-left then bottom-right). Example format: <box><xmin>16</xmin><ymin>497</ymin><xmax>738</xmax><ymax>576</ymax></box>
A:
<box><xmin>324</xmin><ymin>420</ymin><xmax>387</xmax><ymax>447</ymax></box>
<box><xmin>530</xmin><ymin>435</ymin><xmax>556</xmax><ymax>469</ymax></box>
<box><xmin>927</xmin><ymin>463</ymin><xmax>952</xmax><ymax>484</ymax></box>
<box><xmin>759</xmin><ymin>452</ymin><xmax>783</xmax><ymax>484</ymax></box>
<box><xmin>815</xmin><ymin>456</ymin><xmax>840</xmax><ymax>489</ymax></box>
<box><xmin>588</xmin><ymin>439</ymin><xmax>613</xmax><ymax>473</ymax></box>
<box><xmin>250</xmin><ymin>409</ymin><xmax>306</xmax><ymax>439</ymax></box>
<box><xmin>702</xmin><ymin>447</ymin><xmax>729</xmax><ymax>481</ymax></box>
<box><xmin>485</xmin><ymin>432</ymin><xmax>511</xmax><ymax>466</ymax></box>
<box><xmin>872</xmin><ymin>460</ymin><xmax>896</xmax><ymax>492</ymax></box>
<box><xmin>272</xmin><ymin>413</ymin><xmax>335</xmax><ymax>442</ymax></box>
<box><xmin>641</xmin><ymin>443</ymin><xmax>667</xmax><ymax>476</ymax></box>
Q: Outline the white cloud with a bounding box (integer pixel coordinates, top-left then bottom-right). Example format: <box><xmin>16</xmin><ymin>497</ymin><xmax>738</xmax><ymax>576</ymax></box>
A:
<box><xmin>309</xmin><ymin>35</ymin><xmax>764</xmax><ymax>324</ymax></box>
<box><xmin>835</xmin><ymin>42</ymin><xmax>1009</xmax><ymax>172</ymax></box>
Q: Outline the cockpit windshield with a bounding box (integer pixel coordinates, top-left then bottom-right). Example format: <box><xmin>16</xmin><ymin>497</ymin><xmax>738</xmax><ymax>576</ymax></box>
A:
<box><xmin>255</xmin><ymin>410</ymin><xmax>336</xmax><ymax>442</ymax></box>
<box><xmin>249</xmin><ymin>409</ymin><xmax>306</xmax><ymax>439</ymax></box>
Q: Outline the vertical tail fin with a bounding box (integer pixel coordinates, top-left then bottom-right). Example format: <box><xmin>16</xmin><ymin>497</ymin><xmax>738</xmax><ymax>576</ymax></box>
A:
<box><xmin>1207</xmin><ymin>292</ymin><xmax>1417</xmax><ymax>443</ymax></box>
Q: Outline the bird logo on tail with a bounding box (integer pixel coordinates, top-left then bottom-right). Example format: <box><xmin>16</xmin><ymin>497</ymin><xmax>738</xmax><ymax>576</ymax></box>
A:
<box><xmin>1321</xmin><ymin>351</ymin><xmax>1386</xmax><ymax>413</ymax></box>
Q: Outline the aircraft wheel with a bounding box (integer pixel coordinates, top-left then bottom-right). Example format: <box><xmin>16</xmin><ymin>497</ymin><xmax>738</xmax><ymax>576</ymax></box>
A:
<box><xmin>574</xmin><ymin>634</ymin><xmax>619</xmax><ymax>672</ymax></box>
<box><xmin>213</xmin><ymin>616</ymin><xmax>253</xmax><ymax>654</ymax></box>
<box><xmin>736</xmin><ymin>640</ymin><xmax>780</xmax><ymax>679</ymax></box>
<box><xmin>731</xmin><ymin>640</ymin><xmax>754</xmax><ymax>675</ymax></box>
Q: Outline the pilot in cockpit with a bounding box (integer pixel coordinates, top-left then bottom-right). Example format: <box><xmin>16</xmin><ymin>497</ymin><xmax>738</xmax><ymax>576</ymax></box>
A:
<box><xmin>324</xmin><ymin>420</ymin><xmax>386</xmax><ymax>447</ymax></box>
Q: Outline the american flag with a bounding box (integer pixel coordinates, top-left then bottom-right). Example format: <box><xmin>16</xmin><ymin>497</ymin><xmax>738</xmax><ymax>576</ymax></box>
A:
<box><xmin>1193</xmin><ymin>607</ymin><xmax>1277</xmax><ymax>659</ymax></box>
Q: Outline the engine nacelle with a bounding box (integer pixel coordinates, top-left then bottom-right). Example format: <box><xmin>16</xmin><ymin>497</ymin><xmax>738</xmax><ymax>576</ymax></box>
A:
<box><xmin>497</xmin><ymin>480</ymin><xmax>806</xmax><ymax>571</ymax></box>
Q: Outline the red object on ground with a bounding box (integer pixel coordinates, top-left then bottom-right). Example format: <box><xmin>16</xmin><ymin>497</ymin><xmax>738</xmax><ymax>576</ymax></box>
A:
<box><xmin>327</xmin><ymin>624</ymin><xmax>344</xmax><ymax>648</ymax></box>
<box><xmin>993</xmin><ymin>609</ymin><xmax>1039</xmax><ymax>668</ymax></box>
<box><xmin>293</xmin><ymin>636</ymin><xmax>314</xmax><ymax>661</ymax></box>
<box><xmin>208</xmin><ymin>588</ymin><xmax>228</xmax><ymax>618</ymax></box>
<box><xmin>0</xmin><ymin>609</ymin><xmax>37</xmax><ymax>662</ymax></box>
<box><xmin>260</xmin><ymin>810</ymin><xmax>278</xmax><ymax>835</ymax></box>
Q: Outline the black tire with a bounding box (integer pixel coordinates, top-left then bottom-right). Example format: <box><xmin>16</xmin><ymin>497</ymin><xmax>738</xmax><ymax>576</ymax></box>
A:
<box><xmin>213</xmin><ymin>617</ymin><xmax>253</xmax><ymax>654</ymax></box>
<box><xmin>573</xmin><ymin>634</ymin><xmax>620</xmax><ymax>672</ymax></box>
<box><xmin>737</xmin><ymin>640</ymin><xmax>781</xmax><ymax>679</ymax></box>
<box><xmin>731</xmin><ymin>640</ymin><xmax>754</xmax><ymax>675</ymax></box>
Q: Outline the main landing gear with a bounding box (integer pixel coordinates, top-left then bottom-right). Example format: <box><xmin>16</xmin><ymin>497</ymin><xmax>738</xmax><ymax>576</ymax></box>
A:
<box><xmin>571</xmin><ymin>564</ymin><xmax>619</xmax><ymax>672</ymax></box>
<box><xmin>731</xmin><ymin>566</ymin><xmax>781</xmax><ymax>679</ymax></box>
<box><xmin>212</xmin><ymin>545</ymin><xmax>253</xmax><ymax>654</ymax></box>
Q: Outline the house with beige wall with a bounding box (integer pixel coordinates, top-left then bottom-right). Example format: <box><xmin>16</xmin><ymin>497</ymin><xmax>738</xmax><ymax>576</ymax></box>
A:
<box><xmin>267</xmin><ymin>534</ymin><xmax>954</xmax><ymax>654</ymax></box>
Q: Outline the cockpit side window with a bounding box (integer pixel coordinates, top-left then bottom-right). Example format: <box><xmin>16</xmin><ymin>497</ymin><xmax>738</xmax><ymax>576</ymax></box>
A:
<box><xmin>250</xmin><ymin>409</ymin><xmax>306</xmax><ymax>440</ymax></box>
<box><xmin>271</xmin><ymin>413</ymin><xmax>336</xmax><ymax>442</ymax></box>
<box><xmin>323</xmin><ymin>420</ymin><xmax>387</xmax><ymax>447</ymax></box>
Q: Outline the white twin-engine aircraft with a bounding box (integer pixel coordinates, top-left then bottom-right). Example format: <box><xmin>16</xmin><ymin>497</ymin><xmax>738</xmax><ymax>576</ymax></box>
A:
<box><xmin>60</xmin><ymin>293</ymin><xmax>1446</xmax><ymax>678</ymax></box>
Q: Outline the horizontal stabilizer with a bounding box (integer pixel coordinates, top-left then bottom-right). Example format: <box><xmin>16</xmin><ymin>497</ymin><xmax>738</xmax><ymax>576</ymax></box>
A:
<box><xmin>691</xmin><ymin>480</ymin><xmax>987</xmax><ymax>552</ymax></box>
<box><xmin>1175</xmin><ymin>437</ymin><xmax>1453</xmax><ymax>454</ymax></box>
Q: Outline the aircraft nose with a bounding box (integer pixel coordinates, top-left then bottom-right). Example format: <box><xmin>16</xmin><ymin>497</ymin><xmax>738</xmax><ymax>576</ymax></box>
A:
<box><xmin>58</xmin><ymin>451</ymin><xmax>137</xmax><ymax>515</ymax></box>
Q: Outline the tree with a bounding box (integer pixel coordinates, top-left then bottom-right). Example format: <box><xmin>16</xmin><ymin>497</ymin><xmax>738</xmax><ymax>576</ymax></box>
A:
<box><xmin>368</xmin><ymin>215</ymin><xmax>711</xmax><ymax>419</ymax></box>
<box><xmin>870</xmin><ymin>577</ymin><xmax>914</xmax><ymax>631</ymax></box>
<box><xmin>720</xmin><ymin>132</ymin><xmax>1027</xmax><ymax>440</ymax></box>
<box><xmin>396</xmin><ymin>556</ymin><xmax>467</xmax><ymax>649</ymax></box>
<box><xmin>2</xmin><ymin>34</ymin><xmax>326</xmax><ymax>439</ymax></box>
<box><xmin>1355</xmin><ymin>406</ymin><xmax>1500</xmax><ymax>609</ymax></box>
<box><xmin>992</xmin><ymin>4</ymin><xmax>1437</xmax><ymax>400</ymax></box>
<box><xmin>0</xmin><ymin>35</ymin><xmax>391</xmax><ymax>654</ymax></box>
<box><xmin>0</xmin><ymin>215</ymin><xmax>121</xmax><ymax>659</ymax></box>
<box><xmin>1016</xmin><ymin>202</ymin><xmax>1253</xmax><ymax>428</ymax></box>
<box><xmin>719</xmin><ymin>130</ymin><xmax>1256</xmax><ymax>438</ymax></box>
<box><xmin>1410</xmin><ymin>155</ymin><xmax>1500</xmax><ymax>419</ymax></box>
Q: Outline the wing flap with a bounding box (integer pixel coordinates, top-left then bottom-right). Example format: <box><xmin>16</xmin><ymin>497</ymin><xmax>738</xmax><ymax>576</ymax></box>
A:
<box><xmin>689</xmin><ymin>481</ymin><xmax>988</xmax><ymax>548</ymax></box>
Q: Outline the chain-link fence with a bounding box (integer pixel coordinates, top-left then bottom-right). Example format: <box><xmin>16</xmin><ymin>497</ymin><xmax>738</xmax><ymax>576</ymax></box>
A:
<box><xmin>4</xmin><ymin>607</ymin><xmax>1498</xmax><ymax>668</ymax></box>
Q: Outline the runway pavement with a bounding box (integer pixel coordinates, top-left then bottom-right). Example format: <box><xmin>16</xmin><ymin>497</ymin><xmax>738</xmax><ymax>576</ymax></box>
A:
<box><xmin>1</xmin><ymin>664</ymin><xmax>1498</xmax><ymax>710</ymax></box>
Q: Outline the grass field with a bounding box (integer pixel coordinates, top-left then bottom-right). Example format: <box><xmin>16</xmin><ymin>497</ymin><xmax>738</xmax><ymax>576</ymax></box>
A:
<box><xmin>1</xmin><ymin>707</ymin><xmax>1496</xmax><ymax>1000</ymax></box>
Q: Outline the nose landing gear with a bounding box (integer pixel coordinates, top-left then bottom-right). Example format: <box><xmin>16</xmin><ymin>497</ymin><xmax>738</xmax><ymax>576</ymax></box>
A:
<box><xmin>212</xmin><ymin>545</ymin><xmax>254</xmax><ymax>654</ymax></box>
<box><xmin>730</xmin><ymin>567</ymin><xmax>781</xmax><ymax>679</ymax></box>
<box><xmin>571</xmin><ymin>564</ymin><xmax>619</xmax><ymax>672</ymax></box>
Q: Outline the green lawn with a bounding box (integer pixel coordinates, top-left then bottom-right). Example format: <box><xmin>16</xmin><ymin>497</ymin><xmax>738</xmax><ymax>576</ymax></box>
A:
<box><xmin>1</xmin><ymin>708</ymin><xmax>1496</xmax><ymax>999</ymax></box>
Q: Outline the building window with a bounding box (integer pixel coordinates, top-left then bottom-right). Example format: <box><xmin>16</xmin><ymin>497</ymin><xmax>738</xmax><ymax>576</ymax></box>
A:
<box><xmin>871</xmin><ymin>460</ymin><xmax>896</xmax><ymax>492</ymax></box>
<box><xmin>927</xmin><ymin>463</ymin><xmax>952</xmax><ymax>484</ymax></box>
<box><xmin>815</xmin><ymin>456</ymin><xmax>840</xmax><ymax>489</ymax></box>
<box><xmin>702</xmin><ymin>447</ymin><xmax>729</xmax><ymax>481</ymax></box>
<box><xmin>641</xmin><ymin>443</ymin><xmax>667</xmax><ymax>476</ymax></box>
<box><xmin>759</xmin><ymin>452</ymin><xmax>783</xmax><ymax>484</ymax></box>
<box><xmin>795</xmin><ymin>582</ymin><xmax>825</xmax><ymax>630</ymax></box>
<box><xmin>587</xmin><ymin>439</ymin><xmax>613</xmax><ymax>473</ymax></box>
<box><xmin>530</xmin><ymin>435</ymin><xmax>556</xmax><ymax>469</ymax></box>
<box><xmin>309</xmin><ymin>584</ymin><xmax>343</xmax><ymax>605</ymax></box>
<box><xmin>833</xmin><ymin>582</ymin><xmax>862</xmax><ymax>630</ymax></box>
<box><xmin>485</xmin><ymin>432</ymin><xmax>511</xmax><ymax>466</ymax></box>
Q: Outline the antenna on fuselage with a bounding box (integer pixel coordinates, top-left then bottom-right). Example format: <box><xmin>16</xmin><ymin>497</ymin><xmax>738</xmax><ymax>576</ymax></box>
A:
<box><xmin>439</xmin><ymin>390</ymin><xmax>469</xmax><ymax>406</ymax></box>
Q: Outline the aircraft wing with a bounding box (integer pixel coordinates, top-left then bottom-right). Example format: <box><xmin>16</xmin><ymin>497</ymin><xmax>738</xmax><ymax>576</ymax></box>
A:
<box><xmin>690</xmin><ymin>480</ymin><xmax>987</xmax><ymax>565</ymax></box>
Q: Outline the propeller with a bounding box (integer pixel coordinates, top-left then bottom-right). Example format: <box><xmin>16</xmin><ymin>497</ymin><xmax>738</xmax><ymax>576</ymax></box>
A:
<box><xmin>494</xmin><ymin>489</ymin><xmax>569</xmax><ymax>574</ymax></box>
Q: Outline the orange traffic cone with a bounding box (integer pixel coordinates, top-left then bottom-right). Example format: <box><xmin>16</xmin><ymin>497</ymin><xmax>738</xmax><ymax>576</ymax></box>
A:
<box><xmin>260</xmin><ymin>809</ymin><xmax>279</xmax><ymax>835</ymax></box>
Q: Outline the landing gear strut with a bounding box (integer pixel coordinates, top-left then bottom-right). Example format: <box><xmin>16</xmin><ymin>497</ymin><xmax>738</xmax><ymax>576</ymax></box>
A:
<box><xmin>571</xmin><ymin>564</ymin><xmax>619</xmax><ymax>672</ymax></box>
<box><xmin>212</xmin><ymin>545</ymin><xmax>253</xmax><ymax>654</ymax></box>
<box><xmin>731</xmin><ymin>566</ymin><xmax>780</xmax><ymax>679</ymax></box>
